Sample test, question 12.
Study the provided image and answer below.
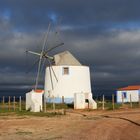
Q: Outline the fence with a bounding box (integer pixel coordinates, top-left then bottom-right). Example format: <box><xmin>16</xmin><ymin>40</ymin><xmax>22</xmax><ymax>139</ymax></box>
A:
<box><xmin>95</xmin><ymin>94</ymin><xmax>140</xmax><ymax>110</ymax></box>
<box><xmin>0</xmin><ymin>94</ymin><xmax>140</xmax><ymax>112</ymax></box>
<box><xmin>0</xmin><ymin>96</ymin><xmax>68</xmax><ymax>112</ymax></box>
<box><xmin>0</xmin><ymin>96</ymin><xmax>25</xmax><ymax>112</ymax></box>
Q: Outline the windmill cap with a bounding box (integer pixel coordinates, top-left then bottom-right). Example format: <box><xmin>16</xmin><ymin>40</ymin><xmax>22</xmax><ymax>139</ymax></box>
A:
<box><xmin>54</xmin><ymin>51</ymin><xmax>82</xmax><ymax>66</ymax></box>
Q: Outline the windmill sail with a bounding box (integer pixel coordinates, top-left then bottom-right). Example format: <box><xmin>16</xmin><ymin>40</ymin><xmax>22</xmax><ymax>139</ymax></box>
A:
<box><xmin>26</xmin><ymin>22</ymin><xmax>64</xmax><ymax>90</ymax></box>
<box><xmin>35</xmin><ymin>23</ymin><xmax>51</xmax><ymax>90</ymax></box>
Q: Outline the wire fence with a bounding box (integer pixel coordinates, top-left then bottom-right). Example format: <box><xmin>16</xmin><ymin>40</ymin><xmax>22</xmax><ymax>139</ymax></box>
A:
<box><xmin>0</xmin><ymin>96</ymin><xmax>25</xmax><ymax>112</ymax></box>
<box><xmin>96</xmin><ymin>94</ymin><xmax>140</xmax><ymax>110</ymax></box>
<box><xmin>0</xmin><ymin>94</ymin><xmax>140</xmax><ymax>113</ymax></box>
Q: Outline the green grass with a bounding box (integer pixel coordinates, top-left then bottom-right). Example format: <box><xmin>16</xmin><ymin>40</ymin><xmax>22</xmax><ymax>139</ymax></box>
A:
<box><xmin>45</xmin><ymin>103</ymin><xmax>69</xmax><ymax>110</ymax></box>
<box><xmin>0</xmin><ymin>100</ymin><xmax>139</xmax><ymax>116</ymax></box>
<box><xmin>0</xmin><ymin>109</ymin><xmax>65</xmax><ymax>117</ymax></box>
<box><xmin>105</xmin><ymin>102</ymin><xmax>122</xmax><ymax>110</ymax></box>
<box><xmin>121</xmin><ymin>102</ymin><xmax>140</xmax><ymax>108</ymax></box>
<box><xmin>0</xmin><ymin>102</ymin><xmax>73</xmax><ymax>110</ymax></box>
<box><xmin>0</xmin><ymin>101</ymin><xmax>73</xmax><ymax>117</ymax></box>
<box><xmin>97</xmin><ymin>101</ymin><xmax>131</xmax><ymax>110</ymax></box>
<box><xmin>16</xmin><ymin>110</ymin><xmax>64</xmax><ymax>117</ymax></box>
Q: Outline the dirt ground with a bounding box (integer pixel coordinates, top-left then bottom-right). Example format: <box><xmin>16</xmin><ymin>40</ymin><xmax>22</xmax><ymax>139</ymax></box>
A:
<box><xmin>0</xmin><ymin>108</ymin><xmax>140</xmax><ymax>140</ymax></box>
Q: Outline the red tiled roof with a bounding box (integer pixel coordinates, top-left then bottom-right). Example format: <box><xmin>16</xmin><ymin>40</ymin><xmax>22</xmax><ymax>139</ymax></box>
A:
<box><xmin>34</xmin><ymin>89</ymin><xmax>44</xmax><ymax>93</ymax></box>
<box><xmin>118</xmin><ymin>85</ymin><xmax>140</xmax><ymax>91</ymax></box>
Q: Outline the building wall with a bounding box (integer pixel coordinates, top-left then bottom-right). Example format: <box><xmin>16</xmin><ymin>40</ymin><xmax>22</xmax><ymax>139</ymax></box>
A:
<box><xmin>26</xmin><ymin>90</ymin><xmax>43</xmax><ymax>112</ymax></box>
<box><xmin>116</xmin><ymin>90</ymin><xmax>139</xmax><ymax>103</ymax></box>
<box><xmin>44</xmin><ymin>65</ymin><xmax>92</xmax><ymax>102</ymax></box>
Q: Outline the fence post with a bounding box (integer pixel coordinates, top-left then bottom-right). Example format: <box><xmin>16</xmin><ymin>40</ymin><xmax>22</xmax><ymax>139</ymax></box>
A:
<box><xmin>13</xmin><ymin>96</ymin><xmax>15</xmax><ymax>111</ymax></box>
<box><xmin>112</xmin><ymin>94</ymin><xmax>115</xmax><ymax>110</ymax></box>
<box><xmin>53</xmin><ymin>96</ymin><xmax>55</xmax><ymax>111</ymax></box>
<box><xmin>44</xmin><ymin>95</ymin><xmax>46</xmax><ymax>113</ymax></box>
<box><xmin>2</xmin><ymin>96</ymin><xmax>5</xmax><ymax>110</ymax></box>
<box><xmin>102</xmin><ymin>94</ymin><xmax>105</xmax><ymax>110</ymax></box>
<box><xmin>139</xmin><ymin>94</ymin><xmax>140</xmax><ymax>108</ymax></box>
<box><xmin>122</xmin><ymin>93</ymin><xmax>124</xmax><ymax>106</ymax></box>
<box><xmin>8</xmin><ymin>96</ymin><xmax>11</xmax><ymax>111</ymax></box>
<box><xmin>62</xmin><ymin>96</ymin><xmax>64</xmax><ymax>104</ymax></box>
<box><xmin>130</xmin><ymin>94</ymin><xmax>132</xmax><ymax>108</ymax></box>
<box><xmin>0</xmin><ymin>96</ymin><xmax>2</xmax><ymax>110</ymax></box>
<box><xmin>19</xmin><ymin>96</ymin><xmax>21</xmax><ymax>111</ymax></box>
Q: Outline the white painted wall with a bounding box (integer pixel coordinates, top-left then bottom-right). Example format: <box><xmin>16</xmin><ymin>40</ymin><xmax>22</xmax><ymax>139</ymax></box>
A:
<box><xmin>74</xmin><ymin>93</ymin><xmax>85</xmax><ymax>109</ymax></box>
<box><xmin>116</xmin><ymin>90</ymin><xmax>139</xmax><ymax>103</ymax></box>
<box><xmin>74</xmin><ymin>92</ymin><xmax>97</xmax><ymax>109</ymax></box>
<box><xmin>26</xmin><ymin>90</ymin><xmax>43</xmax><ymax>112</ymax></box>
<box><xmin>45</xmin><ymin>65</ymin><xmax>92</xmax><ymax>99</ymax></box>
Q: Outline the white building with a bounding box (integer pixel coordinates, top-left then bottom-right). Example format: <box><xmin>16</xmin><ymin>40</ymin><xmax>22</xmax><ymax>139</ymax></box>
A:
<box><xmin>116</xmin><ymin>85</ymin><xmax>140</xmax><ymax>103</ymax></box>
<box><xmin>74</xmin><ymin>92</ymin><xmax>97</xmax><ymax>109</ymax></box>
<box><xmin>44</xmin><ymin>51</ymin><xmax>97</xmax><ymax>109</ymax></box>
<box><xmin>26</xmin><ymin>89</ymin><xmax>44</xmax><ymax>112</ymax></box>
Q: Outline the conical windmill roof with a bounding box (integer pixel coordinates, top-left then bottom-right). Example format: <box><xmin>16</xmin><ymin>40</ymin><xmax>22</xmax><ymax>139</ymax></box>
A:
<box><xmin>54</xmin><ymin>51</ymin><xmax>82</xmax><ymax>66</ymax></box>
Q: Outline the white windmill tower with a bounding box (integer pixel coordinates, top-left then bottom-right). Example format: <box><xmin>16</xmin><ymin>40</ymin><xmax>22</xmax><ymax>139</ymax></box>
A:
<box><xmin>26</xmin><ymin>23</ymin><xmax>97</xmax><ymax>111</ymax></box>
<box><xmin>44</xmin><ymin>51</ymin><xmax>97</xmax><ymax>109</ymax></box>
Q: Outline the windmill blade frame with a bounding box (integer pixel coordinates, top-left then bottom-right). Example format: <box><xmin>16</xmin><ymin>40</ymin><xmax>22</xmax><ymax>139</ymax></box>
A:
<box><xmin>25</xmin><ymin>21</ymin><xmax>63</xmax><ymax>91</ymax></box>
<box><xmin>35</xmin><ymin>23</ymin><xmax>51</xmax><ymax>90</ymax></box>
<box><xmin>47</xmin><ymin>59</ymin><xmax>58</xmax><ymax>82</ymax></box>
<box><xmin>26</xmin><ymin>51</ymin><xmax>41</xmax><ymax>56</ymax></box>
<box><xmin>40</xmin><ymin>57</ymin><xmax>47</xmax><ymax>75</ymax></box>
<box><xmin>46</xmin><ymin>42</ymin><xmax>64</xmax><ymax>53</ymax></box>
<box><xmin>26</xmin><ymin>58</ymin><xmax>40</xmax><ymax>74</ymax></box>
<box><xmin>48</xmin><ymin>64</ymin><xmax>54</xmax><ymax>90</ymax></box>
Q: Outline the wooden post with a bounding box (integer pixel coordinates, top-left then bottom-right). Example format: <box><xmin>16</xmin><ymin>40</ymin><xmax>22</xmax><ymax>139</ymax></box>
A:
<box><xmin>112</xmin><ymin>94</ymin><xmax>115</xmax><ymax>110</ymax></box>
<box><xmin>8</xmin><ymin>96</ymin><xmax>10</xmax><ymax>111</ymax></box>
<box><xmin>122</xmin><ymin>93</ymin><xmax>124</xmax><ymax>106</ymax></box>
<box><xmin>62</xmin><ymin>96</ymin><xmax>64</xmax><ymax>104</ymax></box>
<box><xmin>24</xmin><ymin>97</ymin><xmax>26</xmax><ymax>110</ymax></box>
<box><xmin>2</xmin><ymin>96</ymin><xmax>5</xmax><ymax>110</ymax></box>
<box><xmin>130</xmin><ymin>94</ymin><xmax>132</xmax><ymax>108</ymax></box>
<box><xmin>139</xmin><ymin>94</ymin><xmax>140</xmax><ymax>107</ymax></box>
<box><xmin>102</xmin><ymin>94</ymin><xmax>105</xmax><ymax>110</ymax></box>
<box><xmin>0</xmin><ymin>96</ymin><xmax>2</xmax><ymax>110</ymax></box>
<box><xmin>13</xmin><ymin>96</ymin><xmax>15</xmax><ymax>111</ymax></box>
<box><xmin>44</xmin><ymin>95</ymin><xmax>46</xmax><ymax>113</ymax></box>
<box><xmin>19</xmin><ymin>96</ymin><xmax>21</xmax><ymax>111</ymax></box>
<box><xmin>53</xmin><ymin>96</ymin><xmax>55</xmax><ymax>111</ymax></box>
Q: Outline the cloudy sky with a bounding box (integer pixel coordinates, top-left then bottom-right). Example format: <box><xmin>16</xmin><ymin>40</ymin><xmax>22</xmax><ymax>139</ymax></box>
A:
<box><xmin>1</xmin><ymin>0</ymin><xmax>140</xmax><ymax>97</ymax></box>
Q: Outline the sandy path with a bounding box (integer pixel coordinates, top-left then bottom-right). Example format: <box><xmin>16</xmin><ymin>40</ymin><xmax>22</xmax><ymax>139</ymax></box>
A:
<box><xmin>0</xmin><ymin>109</ymin><xmax>139</xmax><ymax>140</ymax></box>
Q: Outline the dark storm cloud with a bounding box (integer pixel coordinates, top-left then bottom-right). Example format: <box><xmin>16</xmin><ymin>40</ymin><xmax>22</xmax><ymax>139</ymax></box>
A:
<box><xmin>1</xmin><ymin>0</ymin><xmax>140</xmax><ymax>30</ymax></box>
<box><xmin>1</xmin><ymin>0</ymin><xmax>140</xmax><ymax>95</ymax></box>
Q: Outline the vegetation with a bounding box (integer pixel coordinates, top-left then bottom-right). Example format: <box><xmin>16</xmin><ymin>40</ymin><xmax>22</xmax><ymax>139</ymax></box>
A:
<box><xmin>0</xmin><ymin>99</ymin><xmax>139</xmax><ymax>117</ymax></box>
<box><xmin>97</xmin><ymin>100</ymin><xmax>140</xmax><ymax>110</ymax></box>
<box><xmin>0</xmin><ymin>102</ymin><xmax>71</xmax><ymax>117</ymax></box>
<box><xmin>0</xmin><ymin>110</ymin><xmax>65</xmax><ymax>117</ymax></box>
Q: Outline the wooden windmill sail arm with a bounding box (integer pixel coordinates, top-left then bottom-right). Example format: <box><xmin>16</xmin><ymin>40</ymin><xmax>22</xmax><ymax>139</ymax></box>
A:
<box><xmin>35</xmin><ymin>23</ymin><xmax>51</xmax><ymax>90</ymax></box>
<box><xmin>46</xmin><ymin>42</ymin><xmax>64</xmax><ymax>53</ymax></box>
<box><xmin>27</xmin><ymin>51</ymin><xmax>41</xmax><ymax>56</ymax></box>
<box><xmin>44</xmin><ymin>54</ymin><xmax>54</xmax><ymax>60</ymax></box>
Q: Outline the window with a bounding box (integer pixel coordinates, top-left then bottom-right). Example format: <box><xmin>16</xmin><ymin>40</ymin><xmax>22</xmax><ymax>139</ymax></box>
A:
<box><xmin>85</xmin><ymin>99</ymin><xmax>89</xmax><ymax>103</ymax></box>
<box><xmin>63</xmin><ymin>67</ymin><xmax>69</xmax><ymax>75</ymax></box>
<box><xmin>122</xmin><ymin>92</ymin><xmax>127</xmax><ymax>98</ymax></box>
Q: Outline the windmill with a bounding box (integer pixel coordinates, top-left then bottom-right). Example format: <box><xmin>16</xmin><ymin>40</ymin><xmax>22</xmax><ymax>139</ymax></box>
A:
<box><xmin>26</xmin><ymin>23</ymin><xmax>64</xmax><ymax>90</ymax></box>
